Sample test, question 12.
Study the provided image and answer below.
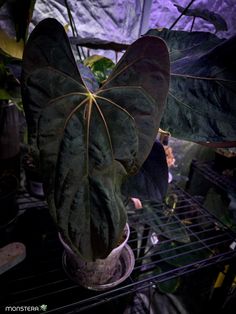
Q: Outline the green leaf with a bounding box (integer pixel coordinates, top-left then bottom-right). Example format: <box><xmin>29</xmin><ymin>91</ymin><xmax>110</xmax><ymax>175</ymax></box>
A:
<box><xmin>174</xmin><ymin>4</ymin><xmax>228</xmax><ymax>32</ymax></box>
<box><xmin>84</xmin><ymin>55</ymin><xmax>115</xmax><ymax>84</ymax></box>
<box><xmin>0</xmin><ymin>29</ymin><xmax>24</xmax><ymax>59</ymax></box>
<box><xmin>21</xmin><ymin>18</ymin><xmax>170</xmax><ymax>260</ymax></box>
<box><xmin>146</xmin><ymin>29</ymin><xmax>236</xmax><ymax>145</ymax></box>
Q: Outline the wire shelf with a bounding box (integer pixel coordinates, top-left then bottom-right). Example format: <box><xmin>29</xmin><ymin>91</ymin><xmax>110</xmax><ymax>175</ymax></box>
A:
<box><xmin>190</xmin><ymin>160</ymin><xmax>236</xmax><ymax>197</ymax></box>
<box><xmin>1</xmin><ymin>184</ymin><xmax>236</xmax><ymax>313</ymax></box>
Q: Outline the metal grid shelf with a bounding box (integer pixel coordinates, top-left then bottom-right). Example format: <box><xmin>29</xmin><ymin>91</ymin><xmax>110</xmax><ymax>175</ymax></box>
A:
<box><xmin>190</xmin><ymin>160</ymin><xmax>236</xmax><ymax>197</ymax></box>
<box><xmin>1</xmin><ymin>184</ymin><xmax>236</xmax><ymax>313</ymax></box>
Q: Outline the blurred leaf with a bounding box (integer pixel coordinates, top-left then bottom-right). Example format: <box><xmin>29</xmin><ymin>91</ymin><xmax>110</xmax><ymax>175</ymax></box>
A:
<box><xmin>0</xmin><ymin>88</ymin><xmax>11</xmax><ymax>100</ymax></box>
<box><xmin>174</xmin><ymin>4</ymin><xmax>228</xmax><ymax>32</ymax></box>
<box><xmin>146</xmin><ymin>28</ymin><xmax>236</xmax><ymax>145</ymax></box>
<box><xmin>158</xmin><ymin>276</ymin><xmax>180</xmax><ymax>293</ymax></box>
<box><xmin>138</xmin><ymin>266</ymin><xmax>180</xmax><ymax>293</ymax></box>
<box><xmin>7</xmin><ymin>0</ymin><xmax>36</xmax><ymax>42</ymax></box>
<box><xmin>84</xmin><ymin>55</ymin><xmax>115</xmax><ymax>84</ymax></box>
<box><xmin>158</xmin><ymin>241</ymin><xmax>211</xmax><ymax>267</ymax></box>
<box><xmin>140</xmin><ymin>200</ymin><xmax>190</xmax><ymax>243</ymax></box>
<box><xmin>0</xmin><ymin>29</ymin><xmax>24</xmax><ymax>59</ymax></box>
<box><xmin>203</xmin><ymin>188</ymin><xmax>235</xmax><ymax>229</ymax></box>
<box><xmin>0</xmin><ymin>0</ymin><xmax>5</xmax><ymax>8</ymax></box>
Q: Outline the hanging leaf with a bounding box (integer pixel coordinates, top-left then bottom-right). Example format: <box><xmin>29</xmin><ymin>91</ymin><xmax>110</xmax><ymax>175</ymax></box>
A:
<box><xmin>122</xmin><ymin>140</ymin><xmax>168</xmax><ymax>202</ymax></box>
<box><xmin>146</xmin><ymin>28</ymin><xmax>236</xmax><ymax>146</ymax></box>
<box><xmin>174</xmin><ymin>4</ymin><xmax>228</xmax><ymax>33</ymax></box>
<box><xmin>21</xmin><ymin>18</ymin><xmax>170</xmax><ymax>260</ymax></box>
<box><xmin>6</xmin><ymin>0</ymin><xmax>36</xmax><ymax>42</ymax></box>
<box><xmin>139</xmin><ymin>201</ymin><xmax>190</xmax><ymax>243</ymax></box>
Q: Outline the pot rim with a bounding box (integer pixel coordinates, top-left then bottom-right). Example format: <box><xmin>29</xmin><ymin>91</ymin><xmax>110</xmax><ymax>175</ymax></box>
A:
<box><xmin>58</xmin><ymin>222</ymin><xmax>130</xmax><ymax>259</ymax></box>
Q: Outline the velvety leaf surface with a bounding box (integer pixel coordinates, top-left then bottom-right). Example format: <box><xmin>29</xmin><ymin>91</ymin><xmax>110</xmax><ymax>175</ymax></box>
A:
<box><xmin>22</xmin><ymin>19</ymin><xmax>170</xmax><ymax>260</ymax></box>
<box><xmin>146</xmin><ymin>29</ymin><xmax>236</xmax><ymax>145</ymax></box>
<box><xmin>100</xmin><ymin>35</ymin><xmax>170</xmax><ymax>167</ymax></box>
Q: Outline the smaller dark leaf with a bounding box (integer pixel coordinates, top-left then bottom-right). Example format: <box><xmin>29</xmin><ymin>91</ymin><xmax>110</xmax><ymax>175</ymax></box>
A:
<box><xmin>122</xmin><ymin>140</ymin><xmax>168</xmax><ymax>202</ymax></box>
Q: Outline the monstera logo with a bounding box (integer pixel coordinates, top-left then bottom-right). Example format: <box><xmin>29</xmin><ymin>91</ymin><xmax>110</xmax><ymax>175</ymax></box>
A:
<box><xmin>40</xmin><ymin>304</ymin><xmax>47</xmax><ymax>311</ymax></box>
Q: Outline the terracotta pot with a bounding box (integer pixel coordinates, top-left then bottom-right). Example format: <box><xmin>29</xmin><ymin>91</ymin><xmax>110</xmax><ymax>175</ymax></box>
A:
<box><xmin>59</xmin><ymin>223</ymin><xmax>135</xmax><ymax>290</ymax></box>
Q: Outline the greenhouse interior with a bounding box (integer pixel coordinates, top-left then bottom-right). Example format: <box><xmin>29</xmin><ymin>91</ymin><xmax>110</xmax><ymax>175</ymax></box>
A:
<box><xmin>0</xmin><ymin>0</ymin><xmax>236</xmax><ymax>313</ymax></box>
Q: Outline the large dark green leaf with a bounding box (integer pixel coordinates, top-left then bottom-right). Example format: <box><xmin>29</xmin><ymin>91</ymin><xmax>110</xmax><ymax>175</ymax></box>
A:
<box><xmin>146</xmin><ymin>29</ymin><xmax>236</xmax><ymax>145</ymax></box>
<box><xmin>21</xmin><ymin>18</ymin><xmax>170</xmax><ymax>260</ymax></box>
<box><xmin>174</xmin><ymin>4</ymin><xmax>228</xmax><ymax>32</ymax></box>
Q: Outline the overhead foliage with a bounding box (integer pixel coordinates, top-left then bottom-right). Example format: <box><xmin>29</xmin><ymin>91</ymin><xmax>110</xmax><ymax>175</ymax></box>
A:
<box><xmin>174</xmin><ymin>4</ymin><xmax>228</xmax><ymax>33</ymax></box>
<box><xmin>21</xmin><ymin>18</ymin><xmax>170</xmax><ymax>261</ymax></box>
<box><xmin>146</xmin><ymin>28</ymin><xmax>236</xmax><ymax>146</ymax></box>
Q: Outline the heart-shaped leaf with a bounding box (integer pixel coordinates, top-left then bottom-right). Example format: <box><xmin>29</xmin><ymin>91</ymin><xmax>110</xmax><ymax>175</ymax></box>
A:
<box><xmin>21</xmin><ymin>18</ymin><xmax>170</xmax><ymax>260</ymax></box>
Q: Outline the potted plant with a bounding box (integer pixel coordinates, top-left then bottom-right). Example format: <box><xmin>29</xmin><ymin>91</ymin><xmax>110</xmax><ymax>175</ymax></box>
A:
<box><xmin>21</xmin><ymin>18</ymin><xmax>170</xmax><ymax>289</ymax></box>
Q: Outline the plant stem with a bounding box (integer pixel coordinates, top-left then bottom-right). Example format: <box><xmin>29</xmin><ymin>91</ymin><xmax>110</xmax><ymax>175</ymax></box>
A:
<box><xmin>190</xmin><ymin>16</ymin><xmax>196</xmax><ymax>32</ymax></box>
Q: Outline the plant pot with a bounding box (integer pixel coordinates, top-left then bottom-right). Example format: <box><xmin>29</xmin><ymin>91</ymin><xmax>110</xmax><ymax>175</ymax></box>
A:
<box><xmin>59</xmin><ymin>223</ymin><xmax>135</xmax><ymax>291</ymax></box>
<box><xmin>0</xmin><ymin>175</ymin><xmax>19</xmax><ymax>246</ymax></box>
<box><xmin>23</xmin><ymin>154</ymin><xmax>45</xmax><ymax>199</ymax></box>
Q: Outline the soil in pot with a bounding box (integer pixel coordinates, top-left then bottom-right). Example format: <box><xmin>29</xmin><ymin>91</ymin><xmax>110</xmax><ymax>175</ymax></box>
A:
<box><xmin>60</xmin><ymin>223</ymin><xmax>135</xmax><ymax>291</ymax></box>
